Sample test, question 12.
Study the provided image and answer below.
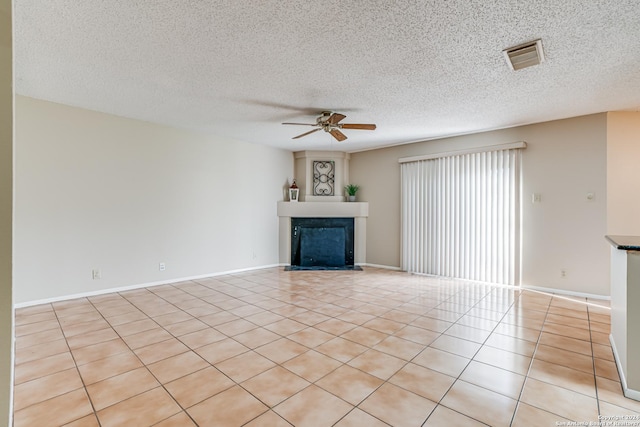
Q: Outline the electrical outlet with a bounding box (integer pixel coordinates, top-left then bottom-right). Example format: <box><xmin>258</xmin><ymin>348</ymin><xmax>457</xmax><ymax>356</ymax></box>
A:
<box><xmin>560</xmin><ymin>269</ymin><xmax>567</xmax><ymax>278</ymax></box>
<box><xmin>92</xmin><ymin>269</ymin><xmax>101</xmax><ymax>280</ymax></box>
<box><xmin>159</xmin><ymin>262</ymin><xmax>166</xmax><ymax>272</ymax></box>
<box><xmin>532</xmin><ymin>193</ymin><xmax>542</xmax><ymax>203</ymax></box>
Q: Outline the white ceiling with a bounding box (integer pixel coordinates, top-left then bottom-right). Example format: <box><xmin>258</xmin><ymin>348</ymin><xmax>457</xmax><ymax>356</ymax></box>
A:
<box><xmin>14</xmin><ymin>0</ymin><xmax>640</xmax><ymax>152</ymax></box>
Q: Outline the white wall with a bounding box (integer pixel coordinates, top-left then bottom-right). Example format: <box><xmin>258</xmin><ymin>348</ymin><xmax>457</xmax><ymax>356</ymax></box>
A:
<box><xmin>0</xmin><ymin>0</ymin><xmax>13</xmax><ymax>423</ymax></box>
<box><xmin>350</xmin><ymin>114</ymin><xmax>609</xmax><ymax>296</ymax></box>
<box><xmin>607</xmin><ymin>111</ymin><xmax>640</xmax><ymax>235</ymax></box>
<box><xmin>14</xmin><ymin>96</ymin><xmax>293</xmax><ymax>304</ymax></box>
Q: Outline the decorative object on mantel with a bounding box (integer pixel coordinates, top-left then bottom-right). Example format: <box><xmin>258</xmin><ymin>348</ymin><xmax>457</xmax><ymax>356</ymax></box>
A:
<box><xmin>313</xmin><ymin>161</ymin><xmax>335</xmax><ymax>196</ymax></box>
<box><xmin>288</xmin><ymin>179</ymin><xmax>299</xmax><ymax>202</ymax></box>
<box><xmin>344</xmin><ymin>184</ymin><xmax>359</xmax><ymax>202</ymax></box>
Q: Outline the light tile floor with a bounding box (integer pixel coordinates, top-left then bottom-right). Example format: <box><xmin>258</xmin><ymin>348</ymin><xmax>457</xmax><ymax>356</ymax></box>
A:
<box><xmin>12</xmin><ymin>267</ymin><xmax>640</xmax><ymax>426</ymax></box>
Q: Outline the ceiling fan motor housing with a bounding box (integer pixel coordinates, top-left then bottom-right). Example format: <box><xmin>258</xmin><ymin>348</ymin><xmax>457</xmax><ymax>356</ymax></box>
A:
<box><xmin>317</xmin><ymin>111</ymin><xmax>333</xmax><ymax>124</ymax></box>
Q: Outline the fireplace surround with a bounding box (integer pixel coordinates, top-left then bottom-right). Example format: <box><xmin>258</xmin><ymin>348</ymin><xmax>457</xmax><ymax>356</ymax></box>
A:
<box><xmin>290</xmin><ymin>217</ymin><xmax>354</xmax><ymax>269</ymax></box>
<box><xmin>277</xmin><ymin>201</ymin><xmax>368</xmax><ymax>267</ymax></box>
<box><xmin>278</xmin><ymin>150</ymin><xmax>368</xmax><ymax>268</ymax></box>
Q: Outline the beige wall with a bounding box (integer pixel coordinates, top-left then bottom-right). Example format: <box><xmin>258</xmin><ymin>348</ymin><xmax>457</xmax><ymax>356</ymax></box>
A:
<box><xmin>14</xmin><ymin>96</ymin><xmax>293</xmax><ymax>304</ymax></box>
<box><xmin>607</xmin><ymin>111</ymin><xmax>640</xmax><ymax>235</ymax></box>
<box><xmin>0</xmin><ymin>0</ymin><xmax>13</xmax><ymax>423</ymax></box>
<box><xmin>350</xmin><ymin>114</ymin><xmax>609</xmax><ymax>296</ymax></box>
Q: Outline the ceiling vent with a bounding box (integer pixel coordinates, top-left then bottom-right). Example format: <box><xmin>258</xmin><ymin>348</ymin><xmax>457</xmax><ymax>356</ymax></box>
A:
<box><xmin>503</xmin><ymin>39</ymin><xmax>545</xmax><ymax>71</ymax></box>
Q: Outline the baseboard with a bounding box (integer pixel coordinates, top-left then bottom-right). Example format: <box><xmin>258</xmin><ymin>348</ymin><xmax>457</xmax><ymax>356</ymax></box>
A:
<box><xmin>520</xmin><ymin>284</ymin><xmax>610</xmax><ymax>301</ymax></box>
<box><xmin>402</xmin><ymin>274</ymin><xmax>610</xmax><ymax>300</ymax></box>
<box><xmin>609</xmin><ymin>334</ymin><xmax>640</xmax><ymax>401</ymax></box>
<box><xmin>361</xmin><ymin>263</ymin><xmax>403</xmax><ymax>271</ymax></box>
<box><xmin>15</xmin><ymin>264</ymin><xmax>610</xmax><ymax>308</ymax></box>
<box><xmin>361</xmin><ymin>267</ymin><xmax>611</xmax><ymax>300</ymax></box>
<box><xmin>14</xmin><ymin>264</ymin><xmax>282</xmax><ymax>308</ymax></box>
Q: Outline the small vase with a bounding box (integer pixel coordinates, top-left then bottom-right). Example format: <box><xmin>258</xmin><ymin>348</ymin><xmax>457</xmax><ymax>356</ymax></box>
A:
<box><xmin>348</xmin><ymin>195</ymin><xmax>356</xmax><ymax>202</ymax></box>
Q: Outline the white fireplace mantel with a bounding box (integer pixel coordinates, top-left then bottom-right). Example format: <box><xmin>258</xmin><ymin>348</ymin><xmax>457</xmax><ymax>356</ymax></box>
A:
<box><xmin>277</xmin><ymin>201</ymin><xmax>368</xmax><ymax>265</ymax></box>
<box><xmin>277</xmin><ymin>201</ymin><xmax>368</xmax><ymax>218</ymax></box>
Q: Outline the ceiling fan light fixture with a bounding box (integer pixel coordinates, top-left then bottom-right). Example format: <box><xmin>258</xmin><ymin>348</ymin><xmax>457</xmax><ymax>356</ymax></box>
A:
<box><xmin>503</xmin><ymin>39</ymin><xmax>545</xmax><ymax>71</ymax></box>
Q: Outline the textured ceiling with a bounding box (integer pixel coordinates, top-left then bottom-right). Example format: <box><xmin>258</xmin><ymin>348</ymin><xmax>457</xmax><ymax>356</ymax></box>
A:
<box><xmin>14</xmin><ymin>0</ymin><xmax>640</xmax><ymax>152</ymax></box>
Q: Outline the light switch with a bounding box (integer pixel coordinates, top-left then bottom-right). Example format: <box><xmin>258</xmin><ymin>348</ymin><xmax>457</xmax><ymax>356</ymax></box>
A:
<box><xmin>532</xmin><ymin>193</ymin><xmax>542</xmax><ymax>203</ymax></box>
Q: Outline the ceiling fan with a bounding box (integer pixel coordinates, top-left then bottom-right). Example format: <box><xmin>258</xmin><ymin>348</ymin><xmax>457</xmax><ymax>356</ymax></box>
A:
<box><xmin>282</xmin><ymin>111</ymin><xmax>376</xmax><ymax>142</ymax></box>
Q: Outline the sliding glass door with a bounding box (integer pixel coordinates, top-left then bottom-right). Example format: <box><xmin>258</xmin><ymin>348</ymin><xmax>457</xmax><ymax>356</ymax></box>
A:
<box><xmin>401</xmin><ymin>147</ymin><xmax>522</xmax><ymax>285</ymax></box>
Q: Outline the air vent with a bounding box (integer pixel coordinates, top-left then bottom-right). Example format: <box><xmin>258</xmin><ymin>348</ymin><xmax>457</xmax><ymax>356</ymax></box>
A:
<box><xmin>503</xmin><ymin>39</ymin><xmax>545</xmax><ymax>71</ymax></box>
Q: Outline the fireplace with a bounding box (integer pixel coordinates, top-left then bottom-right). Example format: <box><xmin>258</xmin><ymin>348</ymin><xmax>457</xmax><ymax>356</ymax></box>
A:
<box><xmin>277</xmin><ymin>201</ymin><xmax>368</xmax><ymax>268</ymax></box>
<box><xmin>290</xmin><ymin>218</ymin><xmax>354</xmax><ymax>268</ymax></box>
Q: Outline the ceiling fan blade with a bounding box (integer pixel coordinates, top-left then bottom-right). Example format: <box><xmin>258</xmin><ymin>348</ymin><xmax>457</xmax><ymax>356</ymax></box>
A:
<box><xmin>292</xmin><ymin>128</ymin><xmax>322</xmax><ymax>139</ymax></box>
<box><xmin>282</xmin><ymin>122</ymin><xmax>317</xmax><ymax>126</ymax></box>
<box><xmin>339</xmin><ymin>123</ymin><xmax>377</xmax><ymax>130</ymax></box>
<box><xmin>327</xmin><ymin>113</ymin><xmax>346</xmax><ymax>125</ymax></box>
<box><xmin>329</xmin><ymin>129</ymin><xmax>348</xmax><ymax>142</ymax></box>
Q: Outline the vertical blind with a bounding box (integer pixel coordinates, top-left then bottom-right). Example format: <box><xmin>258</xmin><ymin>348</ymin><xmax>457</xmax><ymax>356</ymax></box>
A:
<box><xmin>400</xmin><ymin>147</ymin><xmax>522</xmax><ymax>285</ymax></box>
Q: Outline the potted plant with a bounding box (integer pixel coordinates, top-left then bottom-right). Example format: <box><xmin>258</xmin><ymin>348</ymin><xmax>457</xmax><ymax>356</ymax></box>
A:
<box><xmin>344</xmin><ymin>184</ymin><xmax>359</xmax><ymax>202</ymax></box>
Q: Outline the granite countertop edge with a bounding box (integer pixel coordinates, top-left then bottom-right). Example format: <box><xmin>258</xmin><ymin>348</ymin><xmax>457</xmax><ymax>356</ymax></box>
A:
<box><xmin>606</xmin><ymin>235</ymin><xmax>640</xmax><ymax>251</ymax></box>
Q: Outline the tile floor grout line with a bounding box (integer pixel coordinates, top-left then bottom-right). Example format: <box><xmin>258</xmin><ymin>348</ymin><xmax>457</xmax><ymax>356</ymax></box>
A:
<box><xmin>324</xmin><ymin>283</ymin><xmax>447</xmax><ymax>427</ymax></box>
<box><xmin>429</xmin><ymin>285</ymin><xmax>524</xmax><ymax>427</ymax></box>
<box><xmin>54</xmin><ymin>297</ymin><xmax>104</xmax><ymax>426</ymax></box>
<box><xmin>12</xmin><ymin>328</ymin><xmax>83</xmax><ymax>422</ymax></box>
<box><xmin>232</xmin><ymin>274</ymin><xmax>402</xmax><ymax>426</ymax></box>
<box><xmin>127</xmin><ymin>282</ymin><xmax>290</xmax><ymax>426</ymax></box>
<box><xmin>511</xmin><ymin>294</ymin><xmax>608</xmax><ymax>424</ymax></box>
<box><xmin>368</xmin><ymin>282</ymin><xmax>506</xmax><ymax>425</ymax></box>
<box><xmin>90</xmin><ymin>289</ymin><xmax>212</xmax><ymax>427</ymax></box>
<box><xmin>138</xmin><ymin>282</ymin><xmax>292</xmax><ymax>423</ymax></box>
<box><xmin>587</xmin><ymin>302</ymin><xmax>603</xmax><ymax>418</ymax></box>
<box><xmin>273</xmin><ymin>275</ymin><xmax>443</xmax><ymax>426</ymax></box>
<box><xmin>93</xmin><ymin>299</ymin><xmax>185</xmax><ymax>426</ymax></box>
<box><xmin>507</xmin><ymin>289</ymin><xmax>553</xmax><ymax>426</ymax></box>
<box><xmin>153</xmin><ymin>277</ymin><xmax>368</xmax><ymax>424</ymax></box>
